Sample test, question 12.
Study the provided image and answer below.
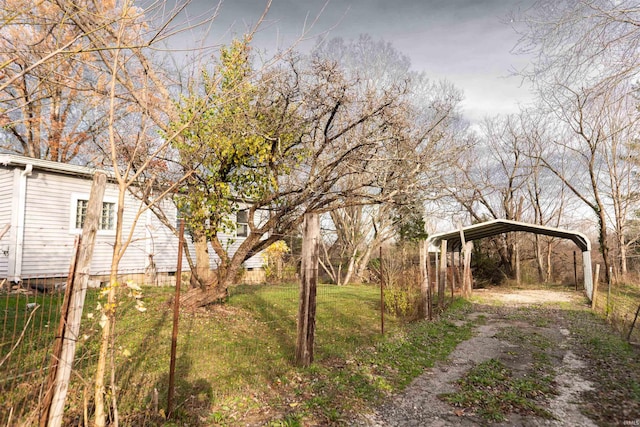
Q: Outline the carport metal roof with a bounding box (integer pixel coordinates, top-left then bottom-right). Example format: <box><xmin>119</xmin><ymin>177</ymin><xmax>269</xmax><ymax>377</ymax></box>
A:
<box><xmin>428</xmin><ymin>219</ymin><xmax>591</xmax><ymax>253</ymax></box>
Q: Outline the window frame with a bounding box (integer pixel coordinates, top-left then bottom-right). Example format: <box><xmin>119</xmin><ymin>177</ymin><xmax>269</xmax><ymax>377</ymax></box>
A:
<box><xmin>236</xmin><ymin>209</ymin><xmax>249</xmax><ymax>238</ymax></box>
<box><xmin>69</xmin><ymin>193</ymin><xmax>118</xmax><ymax>235</ymax></box>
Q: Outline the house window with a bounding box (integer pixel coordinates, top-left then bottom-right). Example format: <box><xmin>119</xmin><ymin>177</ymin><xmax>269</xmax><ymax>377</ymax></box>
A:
<box><xmin>236</xmin><ymin>209</ymin><xmax>248</xmax><ymax>237</ymax></box>
<box><xmin>75</xmin><ymin>199</ymin><xmax>116</xmax><ymax>230</ymax></box>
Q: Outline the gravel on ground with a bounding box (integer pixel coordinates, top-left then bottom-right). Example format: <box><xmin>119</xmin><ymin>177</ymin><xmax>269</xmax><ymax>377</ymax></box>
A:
<box><xmin>352</xmin><ymin>288</ymin><xmax>633</xmax><ymax>427</ymax></box>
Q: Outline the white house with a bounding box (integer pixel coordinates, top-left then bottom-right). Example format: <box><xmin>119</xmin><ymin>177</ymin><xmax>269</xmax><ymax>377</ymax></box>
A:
<box><xmin>0</xmin><ymin>154</ymin><xmax>264</xmax><ymax>283</ymax></box>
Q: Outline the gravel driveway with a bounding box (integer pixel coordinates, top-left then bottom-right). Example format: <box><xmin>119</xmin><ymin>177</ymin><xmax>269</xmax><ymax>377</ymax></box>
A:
<box><xmin>352</xmin><ymin>288</ymin><xmax>612</xmax><ymax>427</ymax></box>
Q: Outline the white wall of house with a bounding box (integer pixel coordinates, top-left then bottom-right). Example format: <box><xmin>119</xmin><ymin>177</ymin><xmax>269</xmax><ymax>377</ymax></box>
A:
<box><xmin>144</xmin><ymin>199</ymin><xmax>181</xmax><ymax>273</ymax></box>
<box><xmin>0</xmin><ymin>155</ymin><xmax>266</xmax><ymax>281</ymax></box>
<box><xmin>20</xmin><ymin>169</ymin><xmax>149</xmax><ymax>276</ymax></box>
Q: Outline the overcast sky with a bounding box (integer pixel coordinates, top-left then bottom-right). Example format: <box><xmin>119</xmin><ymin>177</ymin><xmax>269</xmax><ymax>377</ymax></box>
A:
<box><xmin>177</xmin><ymin>0</ymin><xmax>536</xmax><ymax>124</ymax></box>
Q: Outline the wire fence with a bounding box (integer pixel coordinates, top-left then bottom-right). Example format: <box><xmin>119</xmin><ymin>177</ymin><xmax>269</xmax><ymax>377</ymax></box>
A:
<box><xmin>591</xmin><ymin>278</ymin><xmax>640</xmax><ymax>344</ymax></box>
<box><xmin>1</xmin><ymin>267</ymin><xmax>408</xmax><ymax>425</ymax></box>
<box><xmin>0</xmin><ymin>272</ymin><xmax>182</xmax><ymax>426</ymax></box>
<box><xmin>7</xmin><ymin>248</ymin><xmax>634</xmax><ymax>425</ymax></box>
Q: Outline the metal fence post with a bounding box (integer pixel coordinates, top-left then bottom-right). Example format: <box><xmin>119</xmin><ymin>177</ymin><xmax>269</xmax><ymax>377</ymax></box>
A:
<box><xmin>168</xmin><ymin>219</ymin><xmax>185</xmax><ymax>417</ymax></box>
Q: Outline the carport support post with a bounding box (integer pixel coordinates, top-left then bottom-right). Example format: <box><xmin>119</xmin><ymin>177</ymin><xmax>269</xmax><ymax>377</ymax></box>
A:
<box><xmin>295</xmin><ymin>213</ymin><xmax>319</xmax><ymax>367</ymax></box>
<box><xmin>434</xmin><ymin>249</ymin><xmax>439</xmax><ymax>298</ymax></box>
<box><xmin>458</xmin><ymin>227</ymin><xmax>472</xmax><ymax>299</ymax></box>
<box><xmin>574</xmin><ymin>252</ymin><xmax>578</xmax><ymax>291</ymax></box>
<box><xmin>438</xmin><ymin>239</ymin><xmax>447</xmax><ymax>309</ymax></box>
<box><xmin>450</xmin><ymin>251</ymin><xmax>455</xmax><ymax>299</ymax></box>
<box><xmin>592</xmin><ymin>264</ymin><xmax>600</xmax><ymax>310</ymax></box>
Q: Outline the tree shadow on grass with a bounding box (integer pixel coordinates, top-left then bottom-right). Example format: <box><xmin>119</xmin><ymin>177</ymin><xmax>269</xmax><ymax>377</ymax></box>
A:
<box><xmin>125</xmin><ymin>314</ymin><xmax>213</xmax><ymax>426</ymax></box>
<box><xmin>241</xmin><ymin>292</ymin><xmax>297</xmax><ymax>362</ymax></box>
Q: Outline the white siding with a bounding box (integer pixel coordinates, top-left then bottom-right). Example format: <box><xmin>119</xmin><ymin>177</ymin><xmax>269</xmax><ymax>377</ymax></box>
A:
<box><xmin>0</xmin><ymin>160</ymin><xmax>265</xmax><ymax>279</ymax></box>
<box><xmin>0</xmin><ymin>168</ymin><xmax>14</xmax><ymax>277</ymax></box>
<box><xmin>20</xmin><ymin>170</ymin><xmax>149</xmax><ymax>277</ymax></box>
<box><xmin>146</xmin><ymin>199</ymin><xmax>181</xmax><ymax>272</ymax></box>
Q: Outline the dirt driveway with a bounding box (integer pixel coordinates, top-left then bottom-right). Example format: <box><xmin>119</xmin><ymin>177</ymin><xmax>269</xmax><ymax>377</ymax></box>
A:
<box><xmin>354</xmin><ymin>287</ymin><xmax>640</xmax><ymax>427</ymax></box>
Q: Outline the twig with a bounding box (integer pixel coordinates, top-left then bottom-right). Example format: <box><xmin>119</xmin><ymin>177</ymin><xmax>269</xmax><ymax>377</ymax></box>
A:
<box><xmin>0</xmin><ymin>305</ymin><xmax>40</xmax><ymax>369</ymax></box>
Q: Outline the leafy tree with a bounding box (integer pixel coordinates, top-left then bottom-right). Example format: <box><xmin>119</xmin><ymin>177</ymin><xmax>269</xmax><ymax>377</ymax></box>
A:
<box><xmin>168</xmin><ymin>33</ymin><xmax>462</xmax><ymax>306</ymax></box>
<box><xmin>171</xmin><ymin>38</ymin><xmax>303</xmax><ymax>301</ymax></box>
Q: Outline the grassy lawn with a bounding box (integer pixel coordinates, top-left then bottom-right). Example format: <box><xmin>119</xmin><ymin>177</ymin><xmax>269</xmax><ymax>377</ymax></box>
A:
<box><xmin>1</xmin><ymin>283</ymin><xmax>474</xmax><ymax>426</ymax></box>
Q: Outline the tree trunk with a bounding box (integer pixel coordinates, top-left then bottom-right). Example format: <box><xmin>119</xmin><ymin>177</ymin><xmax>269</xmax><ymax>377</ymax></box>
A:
<box><xmin>619</xmin><ymin>235</ymin><xmax>628</xmax><ymax>279</ymax></box>
<box><xmin>534</xmin><ymin>235</ymin><xmax>545</xmax><ymax>282</ymax></box>
<box><xmin>180</xmin><ymin>229</ymin><xmax>230</xmax><ymax>309</ymax></box>
<box><xmin>597</xmin><ymin>209</ymin><xmax>612</xmax><ymax>285</ymax></box>
<box><xmin>95</xmin><ymin>181</ymin><xmax>126</xmax><ymax>427</ymax></box>
<box><xmin>341</xmin><ymin>249</ymin><xmax>357</xmax><ymax>285</ymax></box>
<box><xmin>419</xmin><ymin>240</ymin><xmax>428</xmax><ymax>318</ymax></box>
<box><xmin>354</xmin><ymin>242</ymin><xmax>375</xmax><ymax>282</ymax></box>
<box><xmin>190</xmin><ymin>229</ymin><xmax>216</xmax><ymax>289</ymax></box>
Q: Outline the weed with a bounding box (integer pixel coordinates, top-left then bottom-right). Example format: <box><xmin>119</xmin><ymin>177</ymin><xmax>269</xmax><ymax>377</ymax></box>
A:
<box><xmin>567</xmin><ymin>309</ymin><xmax>640</xmax><ymax>424</ymax></box>
<box><xmin>440</xmin><ymin>359</ymin><xmax>555</xmax><ymax>421</ymax></box>
<box><xmin>267</xmin><ymin>413</ymin><xmax>302</xmax><ymax>427</ymax></box>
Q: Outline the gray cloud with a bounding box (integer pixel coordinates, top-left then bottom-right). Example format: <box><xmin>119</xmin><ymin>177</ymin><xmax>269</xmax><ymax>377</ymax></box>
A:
<box><xmin>174</xmin><ymin>0</ymin><xmax>535</xmax><ymax>121</ymax></box>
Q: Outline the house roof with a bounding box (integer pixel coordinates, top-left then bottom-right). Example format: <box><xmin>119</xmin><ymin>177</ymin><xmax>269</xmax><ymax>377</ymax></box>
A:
<box><xmin>0</xmin><ymin>154</ymin><xmax>113</xmax><ymax>179</ymax></box>
<box><xmin>428</xmin><ymin>219</ymin><xmax>591</xmax><ymax>253</ymax></box>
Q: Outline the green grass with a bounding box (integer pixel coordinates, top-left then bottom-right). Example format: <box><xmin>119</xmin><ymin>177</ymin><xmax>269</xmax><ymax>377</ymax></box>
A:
<box><xmin>440</xmin><ymin>315</ymin><xmax>558</xmax><ymax>423</ymax></box>
<box><xmin>440</xmin><ymin>358</ymin><xmax>555</xmax><ymax>422</ymax></box>
<box><xmin>1</xmin><ymin>284</ymin><xmax>474</xmax><ymax>425</ymax></box>
<box><xmin>565</xmin><ymin>309</ymin><xmax>640</xmax><ymax>425</ymax></box>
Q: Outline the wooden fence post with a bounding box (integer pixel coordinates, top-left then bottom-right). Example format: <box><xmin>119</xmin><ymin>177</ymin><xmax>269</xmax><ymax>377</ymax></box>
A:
<box><xmin>44</xmin><ymin>172</ymin><xmax>106</xmax><ymax>427</ymax></box>
<box><xmin>627</xmin><ymin>304</ymin><xmax>640</xmax><ymax>343</ymax></box>
<box><xmin>379</xmin><ymin>246</ymin><xmax>384</xmax><ymax>335</ymax></box>
<box><xmin>295</xmin><ymin>213</ymin><xmax>319</xmax><ymax>367</ymax></box>
<box><xmin>591</xmin><ymin>264</ymin><xmax>600</xmax><ymax>310</ymax></box>
<box><xmin>40</xmin><ymin>236</ymin><xmax>81</xmax><ymax>426</ymax></box>
<box><xmin>438</xmin><ymin>240</ymin><xmax>447</xmax><ymax>309</ymax></box>
<box><xmin>419</xmin><ymin>240</ymin><xmax>428</xmax><ymax>319</ymax></box>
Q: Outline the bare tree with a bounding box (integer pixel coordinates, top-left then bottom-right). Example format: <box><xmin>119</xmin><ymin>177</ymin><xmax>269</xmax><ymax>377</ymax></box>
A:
<box><xmin>515</xmin><ymin>0</ymin><xmax>640</xmax><ymax>283</ymax></box>
<box><xmin>446</xmin><ymin>115</ymin><xmax>529</xmax><ymax>278</ymax></box>
<box><xmin>519</xmin><ymin>111</ymin><xmax>570</xmax><ymax>282</ymax></box>
<box><xmin>0</xmin><ymin>0</ymin><xmax>118</xmax><ymax>163</ymax></box>
<box><xmin>320</xmin><ymin>204</ymin><xmax>395</xmax><ymax>285</ymax></box>
<box><xmin>311</xmin><ymin>35</ymin><xmax>466</xmax><ymax>285</ymax></box>
<box><xmin>513</xmin><ymin>0</ymin><xmax>640</xmax><ymax>97</ymax></box>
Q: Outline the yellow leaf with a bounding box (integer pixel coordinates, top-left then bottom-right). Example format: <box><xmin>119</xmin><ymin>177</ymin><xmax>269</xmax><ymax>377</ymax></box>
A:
<box><xmin>126</xmin><ymin>280</ymin><xmax>142</xmax><ymax>291</ymax></box>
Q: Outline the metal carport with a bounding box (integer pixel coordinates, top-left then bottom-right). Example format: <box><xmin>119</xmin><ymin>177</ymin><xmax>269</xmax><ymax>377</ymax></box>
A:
<box><xmin>427</xmin><ymin>219</ymin><xmax>594</xmax><ymax>300</ymax></box>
